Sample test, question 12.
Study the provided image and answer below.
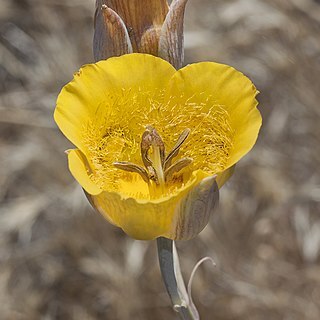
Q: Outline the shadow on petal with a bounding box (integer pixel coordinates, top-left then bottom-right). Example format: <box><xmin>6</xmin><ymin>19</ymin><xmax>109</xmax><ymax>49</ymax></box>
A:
<box><xmin>166</xmin><ymin>175</ymin><xmax>219</xmax><ymax>240</ymax></box>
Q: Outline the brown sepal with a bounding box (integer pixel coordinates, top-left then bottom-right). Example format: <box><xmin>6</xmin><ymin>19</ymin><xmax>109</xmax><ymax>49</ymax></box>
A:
<box><xmin>159</xmin><ymin>0</ymin><xmax>188</xmax><ymax>69</ymax></box>
<box><xmin>94</xmin><ymin>2</ymin><xmax>133</xmax><ymax>61</ymax></box>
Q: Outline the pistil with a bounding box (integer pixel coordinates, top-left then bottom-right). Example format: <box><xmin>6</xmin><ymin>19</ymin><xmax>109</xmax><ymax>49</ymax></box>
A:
<box><xmin>149</xmin><ymin>145</ymin><xmax>166</xmax><ymax>188</ymax></box>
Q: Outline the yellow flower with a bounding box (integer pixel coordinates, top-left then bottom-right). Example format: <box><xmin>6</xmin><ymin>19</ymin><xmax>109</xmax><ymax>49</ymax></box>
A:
<box><xmin>54</xmin><ymin>53</ymin><xmax>261</xmax><ymax>240</ymax></box>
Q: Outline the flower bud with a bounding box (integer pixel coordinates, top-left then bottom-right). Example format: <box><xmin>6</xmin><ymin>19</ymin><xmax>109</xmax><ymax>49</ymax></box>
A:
<box><xmin>94</xmin><ymin>0</ymin><xmax>188</xmax><ymax>68</ymax></box>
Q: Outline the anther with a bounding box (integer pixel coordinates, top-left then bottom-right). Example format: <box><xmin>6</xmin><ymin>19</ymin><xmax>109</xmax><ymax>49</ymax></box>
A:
<box><xmin>165</xmin><ymin>157</ymin><xmax>193</xmax><ymax>182</ymax></box>
<box><xmin>141</xmin><ymin>125</ymin><xmax>166</xmax><ymax>169</ymax></box>
<box><xmin>164</xmin><ymin>128</ymin><xmax>190</xmax><ymax>170</ymax></box>
<box><xmin>113</xmin><ymin>161</ymin><xmax>150</xmax><ymax>183</ymax></box>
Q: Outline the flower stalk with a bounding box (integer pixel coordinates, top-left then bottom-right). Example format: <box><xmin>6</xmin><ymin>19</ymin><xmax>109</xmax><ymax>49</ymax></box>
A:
<box><xmin>157</xmin><ymin>237</ymin><xmax>199</xmax><ymax>320</ymax></box>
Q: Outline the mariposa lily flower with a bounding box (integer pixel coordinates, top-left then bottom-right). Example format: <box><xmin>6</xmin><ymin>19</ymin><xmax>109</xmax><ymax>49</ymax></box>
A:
<box><xmin>54</xmin><ymin>53</ymin><xmax>261</xmax><ymax>240</ymax></box>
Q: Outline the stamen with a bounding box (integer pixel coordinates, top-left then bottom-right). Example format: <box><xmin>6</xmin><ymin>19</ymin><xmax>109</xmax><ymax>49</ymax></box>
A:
<box><xmin>141</xmin><ymin>125</ymin><xmax>166</xmax><ymax>186</ymax></box>
<box><xmin>165</xmin><ymin>157</ymin><xmax>193</xmax><ymax>182</ymax></box>
<box><xmin>141</xmin><ymin>125</ymin><xmax>165</xmax><ymax>169</ymax></box>
<box><xmin>113</xmin><ymin>161</ymin><xmax>150</xmax><ymax>184</ymax></box>
<box><xmin>164</xmin><ymin>128</ymin><xmax>190</xmax><ymax>170</ymax></box>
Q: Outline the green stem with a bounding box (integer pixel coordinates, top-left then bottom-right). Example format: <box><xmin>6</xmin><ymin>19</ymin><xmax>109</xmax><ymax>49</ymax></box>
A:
<box><xmin>157</xmin><ymin>237</ymin><xmax>199</xmax><ymax>320</ymax></box>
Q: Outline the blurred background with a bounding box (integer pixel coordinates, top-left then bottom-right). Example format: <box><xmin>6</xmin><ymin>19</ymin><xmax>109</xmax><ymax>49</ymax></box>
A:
<box><xmin>1</xmin><ymin>0</ymin><xmax>320</xmax><ymax>319</ymax></box>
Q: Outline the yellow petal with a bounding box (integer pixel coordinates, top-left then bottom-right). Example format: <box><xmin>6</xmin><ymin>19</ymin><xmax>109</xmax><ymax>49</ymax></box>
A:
<box><xmin>165</xmin><ymin>62</ymin><xmax>261</xmax><ymax>172</ymax></box>
<box><xmin>54</xmin><ymin>54</ymin><xmax>176</xmax><ymax>151</ymax></box>
<box><xmin>67</xmin><ymin>149</ymin><xmax>102</xmax><ymax>195</ymax></box>
<box><xmin>88</xmin><ymin>170</ymin><xmax>212</xmax><ymax>240</ymax></box>
<box><xmin>227</xmin><ymin>106</ymin><xmax>261</xmax><ymax>168</ymax></box>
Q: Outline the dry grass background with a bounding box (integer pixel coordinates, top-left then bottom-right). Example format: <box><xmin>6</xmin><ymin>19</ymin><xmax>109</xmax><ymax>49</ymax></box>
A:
<box><xmin>1</xmin><ymin>0</ymin><xmax>320</xmax><ymax>319</ymax></box>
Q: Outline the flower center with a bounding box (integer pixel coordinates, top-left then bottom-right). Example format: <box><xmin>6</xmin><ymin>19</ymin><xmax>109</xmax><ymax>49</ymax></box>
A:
<box><xmin>113</xmin><ymin>126</ymin><xmax>192</xmax><ymax>198</ymax></box>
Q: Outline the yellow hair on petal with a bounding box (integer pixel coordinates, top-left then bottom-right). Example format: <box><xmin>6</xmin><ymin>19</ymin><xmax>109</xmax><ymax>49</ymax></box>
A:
<box><xmin>81</xmin><ymin>89</ymin><xmax>234</xmax><ymax>200</ymax></box>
